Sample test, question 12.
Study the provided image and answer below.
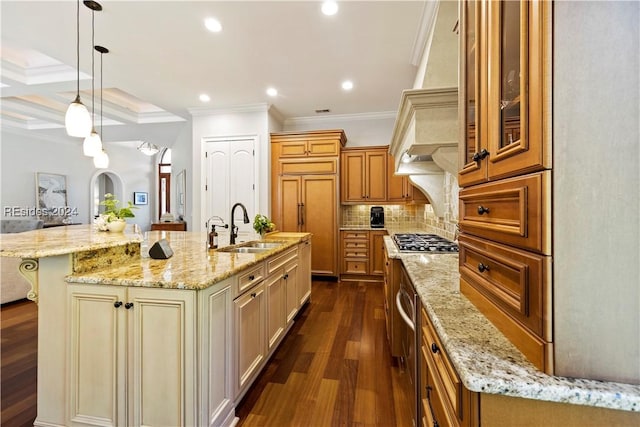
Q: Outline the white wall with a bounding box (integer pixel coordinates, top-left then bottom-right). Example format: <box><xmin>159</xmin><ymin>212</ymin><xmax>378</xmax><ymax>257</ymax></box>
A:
<box><xmin>190</xmin><ymin>105</ymin><xmax>271</xmax><ymax>231</ymax></box>
<box><xmin>1</xmin><ymin>129</ymin><xmax>155</xmax><ymax>230</ymax></box>
<box><xmin>283</xmin><ymin>113</ymin><xmax>397</xmax><ymax>148</ymax></box>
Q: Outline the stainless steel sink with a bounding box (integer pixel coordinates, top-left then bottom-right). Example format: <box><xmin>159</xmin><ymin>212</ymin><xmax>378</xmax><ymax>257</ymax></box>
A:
<box><xmin>217</xmin><ymin>246</ymin><xmax>271</xmax><ymax>253</ymax></box>
<box><xmin>246</xmin><ymin>242</ymin><xmax>282</xmax><ymax>249</ymax></box>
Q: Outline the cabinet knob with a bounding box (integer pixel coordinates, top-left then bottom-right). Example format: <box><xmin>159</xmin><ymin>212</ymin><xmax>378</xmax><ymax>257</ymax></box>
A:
<box><xmin>472</xmin><ymin>149</ymin><xmax>490</xmax><ymax>162</ymax></box>
<box><xmin>477</xmin><ymin>205</ymin><xmax>490</xmax><ymax>215</ymax></box>
<box><xmin>249</xmin><ymin>275</ymin><xmax>255</xmax><ymax>280</ymax></box>
<box><xmin>250</xmin><ymin>292</ymin><xmax>257</xmax><ymax>298</ymax></box>
<box><xmin>125</xmin><ymin>302</ymin><xmax>134</xmax><ymax>309</ymax></box>
<box><xmin>114</xmin><ymin>301</ymin><xmax>123</xmax><ymax>308</ymax></box>
<box><xmin>478</xmin><ymin>263</ymin><xmax>490</xmax><ymax>273</ymax></box>
<box><xmin>431</xmin><ymin>342</ymin><xmax>440</xmax><ymax>354</ymax></box>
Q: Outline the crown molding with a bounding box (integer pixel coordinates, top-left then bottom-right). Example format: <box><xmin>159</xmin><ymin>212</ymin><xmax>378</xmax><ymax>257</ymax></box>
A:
<box><xmin>284</xmin><ymin>111</ymin><xmax>397</xmax><ymax>127</ymax></box>
<box><xmin>188</xmin><ymin>102</ymin><xmax>271</xmax><ymax>117</ymax></box>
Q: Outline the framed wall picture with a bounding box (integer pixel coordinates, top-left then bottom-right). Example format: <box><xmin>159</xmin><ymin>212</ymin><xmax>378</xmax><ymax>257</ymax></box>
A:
<box><xmin>133</xmin><ymin>192</ymin><xmax>148</xmax><ymax>205</ymax></box>
<box><xmin>36</xmin><ymin>172</ymin><xmax>68</xmax><ymax>222</ymax></box>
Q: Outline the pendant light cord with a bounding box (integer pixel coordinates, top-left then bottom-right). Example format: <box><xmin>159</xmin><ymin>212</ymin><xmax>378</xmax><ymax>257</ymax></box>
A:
<box><xmin>100</xmin><ymin>49</ymin><xmax>103</xmax><ymax>136</ymax></box>
<box><xmin>76</xmin><ymin>0</ymin><xmax>80</xmax><ymax>96</ymax></box>
<box><xmin>91</xmin><ymin>9</ymin><xmax>95</xmax><ymax>128</ymax></box>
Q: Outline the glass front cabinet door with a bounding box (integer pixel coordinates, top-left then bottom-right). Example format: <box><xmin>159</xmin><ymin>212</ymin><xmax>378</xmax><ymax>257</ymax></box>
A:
<box><xmin>459</xmin><ymin>0</ymin><xmax>550</xmax><ymax>187</ymax></box>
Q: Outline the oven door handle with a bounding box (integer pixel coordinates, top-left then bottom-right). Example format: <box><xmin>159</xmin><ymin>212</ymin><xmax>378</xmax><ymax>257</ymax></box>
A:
<box><xmin>396</xmin><ymin>290</ymin><xmax>415</xmax><ymax>332</ymax></box>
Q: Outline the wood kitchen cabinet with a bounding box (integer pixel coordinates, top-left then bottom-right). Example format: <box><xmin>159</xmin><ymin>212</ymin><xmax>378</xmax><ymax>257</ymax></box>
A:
<box><xmin>271</xmin><ymin>130</ymin><xmax>344</xmax><ymax>277</ymax></box>
<box><xmin>67</xmin><ymin>284</ymin><xmax>198</xmax><ymax>426</ymax></box>
<box><xmin>420</xmin><ymin>304</ymin><xmax>479</xmax><ymax>427</ymax></box>
<box><xmin>458</xmin><ymin>0</ymin><xmax>550</xmax><ymax>188</ymax></box>
<box><xmin>387</xmin><ymin>153</ymin><xmax>429</xmax><ymax>203</ymax></box>
<box><xmin>383</xmin><ymin>247</ymin><xmax>403</xmax><ymax>358</ymax></box>
<box><xmin>340</xmin><ymin>230</ymin><xmax>386</xmax><ymax>281</ymax></box>
<box><xmin>341</xmin><ymin>147</ymin><xmax>387</xmax><ymax>203</ymax></box>
<box><xmin>458</xmin><ymin>0</ymin><xmax>553</xmax><ymax>373</ymax></box>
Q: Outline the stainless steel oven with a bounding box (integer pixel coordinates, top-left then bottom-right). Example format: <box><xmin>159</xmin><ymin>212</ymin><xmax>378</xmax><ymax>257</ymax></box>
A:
<box><xmin>395</xmin><ymin>265</ymin><xmax>420</xmax><ymax>426</ymax></box>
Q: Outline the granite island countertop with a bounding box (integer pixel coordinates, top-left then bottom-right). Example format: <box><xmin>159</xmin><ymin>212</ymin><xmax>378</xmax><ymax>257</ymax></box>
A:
<box><xmin>383</xmin><ymin>236</ymin><xmax>640</xmax><ymax>413</ymax></box>
<box><xmin>0</xmin><ymin>224</ymin><xmax>310</xmax><ymax>291</ymax></box>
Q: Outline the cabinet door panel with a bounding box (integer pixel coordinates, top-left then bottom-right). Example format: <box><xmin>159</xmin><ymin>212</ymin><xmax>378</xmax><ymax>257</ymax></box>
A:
<box><xmin>68</xmin><ymin>285</ymin><xmax>126</xmax><ymax>426</ymax></box>
<box><xmin>279</xmin><ymin>140</ymin><xmax>308</xmax><ymax>157</ymax></box>
<box><xmin>387</xmin><ymin>153</ymin><xmax>408</xmax><ymax>201</ymax></box>
<box><xmin>307</xmin><ymin>139</ymin><xmax>340</xmax><ymax>156</ymax></box>
<box><xmin>370</xmin><ymin>231</ymin><xmax>387</xmax><ymax>276</ymax></box>
<box><xmin>279</xmin><ymin>176</ymin><xmax>302</xmax><ymax>232</ymax></box>
<box><xmin>366</xmin><ymin>151</ymin><xmax>387</xmax><ymax>201</ymax></box>
<box><xmin>284</xmin><ymin>261</ymin><xmax>299</xmax><ymax>323</ymax></box>
<box><xmin>265</xmin><ymin>272</ymin><xmax>286</xmax><ymax>350</ymax></box>
<box><xmin>234</xmin><ymin>283</ymin><xmax>266</xmax><ymax>395</ymax></box>
<box><xmin>342</xmin><ymin>152</ymin><xmax>366</xmax><ymax>202</ymax></box>
<box><xmin>302</xmin><ymin>175</ymin><xmax>337</xmax><ymax>275</ymax></box>
<box><xmin>128</xmin><ymin>288</ymin><xmax>196</xmax><ymax>427</ymax></box>
<box><xmin>297</xmin><ymin>240</ymin><xmax>312</xmax><ymax>305</ymax></box>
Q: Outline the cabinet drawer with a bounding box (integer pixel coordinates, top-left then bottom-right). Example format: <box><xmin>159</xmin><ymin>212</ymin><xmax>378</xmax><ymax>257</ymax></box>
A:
<box><xmin>421</xmin><ymin>342</ymin><xmax>460</xmax><ymax>427</ymax></box>
<box><xmin>343</xmin><ymin>249</ymin><xmax>368</xmax><ymax>258</ymax></box>
<box><xmin>343</xmin><ymin>260</ymin><xmax>368</xmax><ymax>275</ymax></box>
<box><xmin>342</xmin><ymin>231</ymin><xmax>368</xmax><ymax>240</ymax></box>
<box><xmin>266</xmin><ymin>247</ymin><xmax>297</xmax><ymax>274</ymax></box>
<box><xmin>238</xmin><ymin>263</ymin><xmax>265</xmax><ymax>295</ymax></box>
<box><xmin>421</xmin><ymin>306</ymin><xmax>461</xmax><ymax>419</ymax></box>
<box><xmin>458</xmin><ymin>234</ymin><xmax>551</xmax><ymax>339</ymax></box>
<box><xmin>279</xmin><ymin>159</ymin><xmax>337</xmax><ymax>175</ymax></box>
<box><xmin>459</xmin><ymin>171</ymin><xmax>550</xmax><ymax>254</ymax></box>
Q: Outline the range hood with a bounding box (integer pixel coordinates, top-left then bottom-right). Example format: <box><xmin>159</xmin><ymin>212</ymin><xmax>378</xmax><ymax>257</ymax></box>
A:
<box><xmin>389</xmin><ymin>87</ymin><xmax>458</xmax><ymax>218</ymax></box>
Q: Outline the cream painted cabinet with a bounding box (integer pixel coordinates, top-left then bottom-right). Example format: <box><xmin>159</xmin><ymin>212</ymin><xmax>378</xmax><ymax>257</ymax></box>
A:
<box><xmin>233</xmin><ymin>281</ymin><xmax>266</xmax><ymax>400</ymax></box>
<box><xmin>67</xmin><ymin>285</ymin><xmax>197</xmax><ymax>427</ymax></box>
<box><xmin>283</xmin><ymin>260</ymin><xmax>299</xmax><ymax>324</ymax></box>
<box><xmin>297</xmin><ymin>240</ymin><xmax>312</xmax><ymax>306</ymax></box>
<box><xmin>265</xmin><ymin>271</ymin><xmax>286</xmax><ymax>351</ymax></box>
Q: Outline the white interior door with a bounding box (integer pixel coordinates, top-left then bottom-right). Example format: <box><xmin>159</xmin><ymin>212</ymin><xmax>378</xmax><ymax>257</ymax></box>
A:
<box><xmin>203</xmin><ymin>137</ymin><xmax>256</xmax><ymax>234</ymax></box>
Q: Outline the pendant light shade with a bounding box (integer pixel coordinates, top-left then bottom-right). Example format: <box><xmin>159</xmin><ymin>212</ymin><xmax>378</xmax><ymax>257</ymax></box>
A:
<box><xmin>65</xmin><ymin>97</ymin><xmax>92</xmax><ymax>137</ymax></box>
<box><xmin>93</xmin><ymin>149</ymin><xmax>109</xmax><ymax>168</ymax></box>
<box><xmin>83</xmin><ymin>130</ymin><xmax>102</xmax><ymax>156</ymax></box>
<box><xmin>66</xmin><ymin>0</ymin><xmax>92</xmax><ymax>137</ymax></box>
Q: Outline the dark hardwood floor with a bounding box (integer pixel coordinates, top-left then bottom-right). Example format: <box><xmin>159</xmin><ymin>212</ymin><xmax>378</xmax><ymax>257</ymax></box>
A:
<box><xmin>1</xmin><ymin>280</ymin><xmax>411</xmax><ymax>426</ymax></box>
<box><xmin>1</xmin><ymin>299</ymin><xmax>38</xmax><ymax>427</ymax></box>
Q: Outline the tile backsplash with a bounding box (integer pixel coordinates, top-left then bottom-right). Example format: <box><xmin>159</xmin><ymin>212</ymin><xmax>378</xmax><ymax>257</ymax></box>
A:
<box><xmin>341</xmin><ymin>172</ymin><xmax>460</xmax><ymax>241</ymax></box>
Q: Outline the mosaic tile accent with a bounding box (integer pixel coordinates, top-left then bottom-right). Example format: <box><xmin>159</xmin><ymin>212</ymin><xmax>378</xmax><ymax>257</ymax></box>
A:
<box><xmin>341</xmin><ymin>204</ymin><xmax>428</xmax><ymax>230</ymax></box>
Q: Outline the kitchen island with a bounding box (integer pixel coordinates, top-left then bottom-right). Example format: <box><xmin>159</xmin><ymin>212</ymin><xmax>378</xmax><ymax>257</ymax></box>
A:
<box><xmin>0</xmin><ymin>225</ymin><xmax>311</xmax><ymax>427</ymax></box>
<box><xmin>384</xmin><ymin>236</ymin><xmax>640</xmax><ymax>425</ymax></box>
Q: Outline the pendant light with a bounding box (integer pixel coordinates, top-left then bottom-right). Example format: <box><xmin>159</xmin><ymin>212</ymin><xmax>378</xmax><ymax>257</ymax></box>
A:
<box><xmin>65</xmin><ymin>0</ymin><xmax>92</xmax><ymax>137</ymax></box>
<box><xmin>83</xmin><ymin>2</ymin><xmax>103</xmax><ymax>157</ymax></box>
<box><xmin>137</xmin><ymin>141</ymin><xmax>160</xmax><ymax>156</ymax></box>
<box><xmin>94</xmin><ymin>45</ymin><xmax>110</xmax><ymax>169</ymax></box>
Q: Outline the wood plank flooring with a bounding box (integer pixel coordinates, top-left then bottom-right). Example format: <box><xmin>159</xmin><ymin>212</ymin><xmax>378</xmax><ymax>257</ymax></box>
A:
<box><xmin>1</xmin><ymin>299</ymin><xmax>38</xmax><ymax>427</ymax></box>
<box><xmin>236</xmin><ymin>279</ymin><xmax>412</xmax><ymax>426</ymax></box>
<box><xmin>1</xmin><ymin>280</ymin><xmax>411</xmax><ymax>427</ymax></box>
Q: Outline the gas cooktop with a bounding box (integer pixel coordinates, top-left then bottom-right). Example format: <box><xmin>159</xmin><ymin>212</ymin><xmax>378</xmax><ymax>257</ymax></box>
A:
<box><xmin>392</xmin><ymin>233</ymin><xmax>458</xmax><ymax>253</ymax></box>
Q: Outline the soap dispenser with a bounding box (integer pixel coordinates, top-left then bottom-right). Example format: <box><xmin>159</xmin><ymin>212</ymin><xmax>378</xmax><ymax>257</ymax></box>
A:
<box><xmin>208</xmin><ymin>225</ymin><xmax>218</xmax><ymax>250</ymax></box>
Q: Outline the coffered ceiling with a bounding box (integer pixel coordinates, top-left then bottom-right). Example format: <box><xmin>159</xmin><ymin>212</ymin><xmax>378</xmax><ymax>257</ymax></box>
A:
<box><xmin>1</xmin><ymin>1</ymin><xmax>428</xmax><ymax>143</ymax></box>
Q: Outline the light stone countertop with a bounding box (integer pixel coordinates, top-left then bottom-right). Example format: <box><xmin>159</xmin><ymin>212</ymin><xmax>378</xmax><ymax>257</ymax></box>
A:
<box><xmin>0</xmin><ymin>224</ymin><xmax>310</xmax><ymax>290</ymax></box>
<box><xmin>383</xmin><ymin>236</ymin><xmax>640</xmax><ymax>413</ymax></box>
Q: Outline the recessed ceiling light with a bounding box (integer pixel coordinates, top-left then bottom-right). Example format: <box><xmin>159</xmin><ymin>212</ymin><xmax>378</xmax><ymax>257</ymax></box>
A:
<box><xmin>342</xmin><ymin>80</ymin><xmax>354</xmax><ymax>91</ymax></box>
<box><xmin>199</xmin><ymin>94</ymin><xmax>211</xmax><ymax>102</ymax></box>
<box><xmin>204</xmin><ymin>17</ymin><xmax>222</xmax><ymax>33</ymax></box>
<box><xmin>321</xmin><ymin>1</ymin><xmax>338</xmax><ymax>16</ymax></box>
<box><xmin>266</xmin><ymin>87</ymin><xmax>278</xmax><ymax>97</ymax></box>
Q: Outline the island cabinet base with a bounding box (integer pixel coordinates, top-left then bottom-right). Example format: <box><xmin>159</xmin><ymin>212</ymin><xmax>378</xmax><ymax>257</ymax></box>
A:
<box><xmin>34</xmin><ymin>254</ymin><xmax>236</xmax><ymax>427</ymax></box>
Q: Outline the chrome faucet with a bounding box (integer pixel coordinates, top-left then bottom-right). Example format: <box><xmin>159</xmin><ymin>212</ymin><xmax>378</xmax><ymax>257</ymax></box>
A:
<box><xmin>229</xmin><ymin>203</ymin><xmax>250</xmax><ymax>245</ymax></box>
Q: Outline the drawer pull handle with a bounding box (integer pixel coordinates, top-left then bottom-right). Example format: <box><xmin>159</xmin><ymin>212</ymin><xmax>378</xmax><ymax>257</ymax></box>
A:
<box><xmin>125</xmin><ymin>302</ymin><xmax>134</xmax><ymax>310</ymax></box>
<box><xmin>249</xmin><ymin>275</ymin><xmax>255</xmax><ymax>280</ymax></box>
<box><xmin>431</xmin><ymin>342</ymin><xmax>440</xmax><ymax>354</ymax></box>
<box><xmin>477</xmin><ymin>205</ymin><xmax>490</xmax><ymax>215</ymax></box>
<box><xmin>251</xmin><ymin>293</ymin><xmax>257</xmax><ymax>298</ymax></box>
<box><xmin>478</xmin><ymin>263</ymin><xmax>490</xmax><ymax>273</ymax></box>
<box><xmin>114</xmin><ymin>301</ymin><xmax>123</xmax><ymax>308</ymax></box>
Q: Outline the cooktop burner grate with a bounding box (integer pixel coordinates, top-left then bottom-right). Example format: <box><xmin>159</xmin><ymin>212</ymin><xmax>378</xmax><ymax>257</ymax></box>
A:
<box><xmin>392</xmin><ymin>233</ymin><xmax>458</xmax><ymax>253</ymax></box>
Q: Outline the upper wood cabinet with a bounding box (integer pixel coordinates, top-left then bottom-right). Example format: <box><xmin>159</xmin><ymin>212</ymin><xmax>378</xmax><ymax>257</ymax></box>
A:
<box><xmin>271</xmin><ymin>130</ymin><xmax>346</xmax><ymax>159</ymax></box>
<box><xmin>459</xmin><ymin>0</ymin><xmax>550</xmax><ymax>188</ymax></box>
<box><xmin>341</xmin><ymin>148</ymin><xmax>387</xmax><ymax>203</ymax></box>
<box><xmin>387</xmin><ymin>153</ymin><xmax>429</xmax><ymax>203</ymax></box>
